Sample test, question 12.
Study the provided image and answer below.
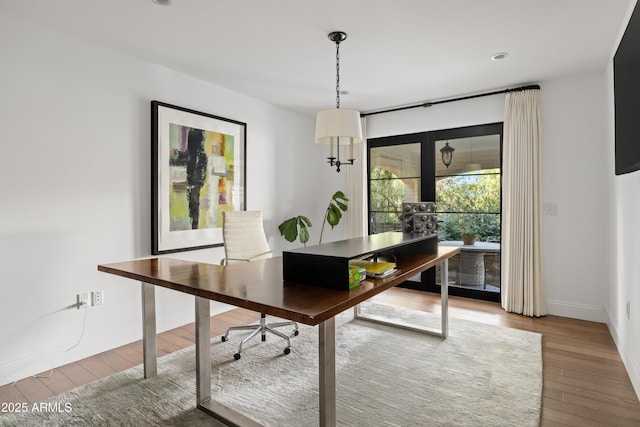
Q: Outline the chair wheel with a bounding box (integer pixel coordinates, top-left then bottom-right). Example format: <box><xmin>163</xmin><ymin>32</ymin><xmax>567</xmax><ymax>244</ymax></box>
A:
<box><xmin>293</xmin><ymin>330</ymin><xmax>299</xmax><ymax>336</ymax></box>
<box><xmin>284</xmin><ymin>347</ymin><xmax>291</xmax><ymax>355</ymax></box>
<box><xmin>234</xmin><ymin>353</ymin><xmax>241</xmax><ymax>360</ymax></box>
<box><xmin>221</xmin><ymin>336</ymin><xmax>227</xmax><ymax>342</ymax></box>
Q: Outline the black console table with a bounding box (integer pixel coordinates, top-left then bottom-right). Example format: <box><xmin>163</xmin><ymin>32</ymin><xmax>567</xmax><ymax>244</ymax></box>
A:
<box><xmin>283</xmin><ymin>231</ymin><xmax>438</xmax><ymax>290</ymax></box>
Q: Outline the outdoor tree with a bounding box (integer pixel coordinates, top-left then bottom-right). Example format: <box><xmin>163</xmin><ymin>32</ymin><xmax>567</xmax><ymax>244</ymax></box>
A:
<box><xmin>369</xmin><ymin>168</ymin><xmax>501</xmax><ymax>241</ymax></box>
<box><xmin>436</xmin><ymin>169</ymin><xmax>501</xmax><ymax>241</ymax></box>
<box><xmin>369</xmin><ymin>168</ymin><xmax>406</xmax><ymax>231</ymax></box>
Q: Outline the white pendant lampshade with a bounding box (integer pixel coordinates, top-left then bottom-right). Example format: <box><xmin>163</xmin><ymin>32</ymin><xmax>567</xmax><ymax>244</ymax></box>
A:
<box><xmin>316</xmin><ymin>31</ymin><xmax>362</xmax><ymax>172</ymax></box>
<box><xmin>315</xmin><ymin>108</ymin><xmax>363</xmax><ymax>145</ymax></box>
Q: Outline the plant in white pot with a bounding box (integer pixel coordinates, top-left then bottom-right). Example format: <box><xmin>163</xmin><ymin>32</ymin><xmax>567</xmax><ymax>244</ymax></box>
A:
<box><xmin>278</xmin><ymin>191</ymin><xmax>349</xmax><ymax>246</ymax></box>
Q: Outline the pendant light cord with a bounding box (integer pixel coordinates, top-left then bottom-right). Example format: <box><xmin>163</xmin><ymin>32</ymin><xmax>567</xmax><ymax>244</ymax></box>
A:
<box><xmin>335</xmin><ymin>41</ymin><xmax>341</xmax><ymax>108</ymax></box>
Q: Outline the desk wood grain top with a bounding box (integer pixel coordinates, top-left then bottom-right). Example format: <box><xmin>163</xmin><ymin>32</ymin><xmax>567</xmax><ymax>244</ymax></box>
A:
<box><xmin>98</xmin><ymin>246</ymin><xmax>459</xmax><ymax>326</ymax></box>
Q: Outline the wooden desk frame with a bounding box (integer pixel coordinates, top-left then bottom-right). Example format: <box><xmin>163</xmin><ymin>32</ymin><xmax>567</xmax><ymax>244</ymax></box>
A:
<box><xmin>99</xmin><ymin>246</ymin><xmax>459</xmax><ymax>427</ymax></box>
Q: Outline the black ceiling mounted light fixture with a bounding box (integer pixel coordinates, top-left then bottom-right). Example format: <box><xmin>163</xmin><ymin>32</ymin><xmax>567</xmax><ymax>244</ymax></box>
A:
<box><xmin>440</xmin><ymin>142</ymin><xmax>455</xmax><ymax>168</ymax></box>
<box><xmin>314</xmin><ymin>31</ymin><xmax>363</xmax><ymax>172</ymax></box>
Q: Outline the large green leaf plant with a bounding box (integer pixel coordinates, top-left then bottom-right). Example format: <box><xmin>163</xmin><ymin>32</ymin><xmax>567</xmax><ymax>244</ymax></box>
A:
<box><xmin>278</xmin><ymin>191</ymin><xmax>349</xmax><ymax>246</ymax></box>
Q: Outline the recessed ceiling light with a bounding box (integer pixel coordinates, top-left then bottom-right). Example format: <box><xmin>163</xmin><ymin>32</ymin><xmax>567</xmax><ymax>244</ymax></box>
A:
<box><xmin>491</xmin><ymin>52</ymin><xmax>509</xmax><ymax>61</ymax></box>
<box><xmin>150</xmin><ymin>0</ymin><xmax>171</xmax><ymax>5</ymax></box>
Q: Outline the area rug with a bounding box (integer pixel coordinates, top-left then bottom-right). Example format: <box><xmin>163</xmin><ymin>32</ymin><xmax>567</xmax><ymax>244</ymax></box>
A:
<box><xmin>0</xmin><ymin>302</ymin><xmax>542</xmax><ymax>426</ymax></box>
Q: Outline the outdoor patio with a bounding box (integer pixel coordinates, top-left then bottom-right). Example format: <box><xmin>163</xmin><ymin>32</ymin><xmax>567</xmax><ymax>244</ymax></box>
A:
<box><xmin>435</xmin><ymin>248</ymin><xmax>501</xmax><ymax>293</ymax></box>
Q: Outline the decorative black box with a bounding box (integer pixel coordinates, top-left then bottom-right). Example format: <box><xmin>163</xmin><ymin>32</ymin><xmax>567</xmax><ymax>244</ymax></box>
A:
<box><xmin>402</xmin><ymin>202</ymin><xmax>438</xmax><ymax>236</ymax></box>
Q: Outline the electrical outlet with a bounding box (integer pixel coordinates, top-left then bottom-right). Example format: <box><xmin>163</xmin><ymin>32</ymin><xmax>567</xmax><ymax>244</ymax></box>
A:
<box><xmin>77</xmin><ymin>292</ymin><xmax>90</xmax><ymax>309</ymax></box>
<box><xmin>92</xmin><ymin>290</ymin><xmax>104</xmax><ymax>306</ymax></box>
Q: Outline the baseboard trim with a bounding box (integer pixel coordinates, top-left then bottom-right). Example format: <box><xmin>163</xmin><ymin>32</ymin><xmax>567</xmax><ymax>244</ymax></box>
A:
<box><xmin>627</xmin><ymin>358</ymin><xmax>640</xmax><ymax>401</ymax></box>
<box><xmin>606</xmin><ymin>308</ymin><xmax>640</xmax><ymax>401</ymax></box>
<box><xmin>547</xmin><ymin>299</ymin><xmax>606</xmax><ymax>322</ymax></box>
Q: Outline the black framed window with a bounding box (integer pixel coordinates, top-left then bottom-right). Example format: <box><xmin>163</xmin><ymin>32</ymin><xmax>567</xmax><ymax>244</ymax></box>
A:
<box><xmin>367</xmin><ymin>123</ymin><xmax>502</xmax><ymax>302</ymax></box>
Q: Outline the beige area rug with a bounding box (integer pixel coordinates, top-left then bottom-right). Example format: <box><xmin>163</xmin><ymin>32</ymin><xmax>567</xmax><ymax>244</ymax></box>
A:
<box><xmin>0</xmin><ymin>302</ymin><xmax>542</xmax><ymax>427</ymax></box>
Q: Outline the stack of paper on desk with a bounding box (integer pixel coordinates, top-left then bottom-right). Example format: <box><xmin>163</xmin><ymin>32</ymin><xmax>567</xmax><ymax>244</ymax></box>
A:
<box><xmin>348</xmin><ymin>260</ymin><xmax>397</xmax><ymax>277</ymax></box>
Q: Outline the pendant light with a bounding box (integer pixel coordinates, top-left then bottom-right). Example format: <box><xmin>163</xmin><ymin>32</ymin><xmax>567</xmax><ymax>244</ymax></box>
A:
<box><xmin>440</xmin><ymin>142</ymin><xmax>455</xmax><ymax>168</ymax></box>
<box><xmin>315</xmin><ymin>31</ymin><xmax>363</xmax><ymax>172</ymax></box>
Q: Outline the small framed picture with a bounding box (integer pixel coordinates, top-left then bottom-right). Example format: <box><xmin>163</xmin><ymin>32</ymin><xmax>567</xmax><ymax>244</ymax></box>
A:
<box><xmin>151</xmin><ymin>101</ymin><xmax>246</xmax><ymax>254</ymax></box>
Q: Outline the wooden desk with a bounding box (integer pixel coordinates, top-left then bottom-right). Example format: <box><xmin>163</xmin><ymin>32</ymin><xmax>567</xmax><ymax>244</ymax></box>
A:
<box><xmin>98</xmin><ymin>246</ymin><xmax>459</xmax><ymax>427</ymax></box>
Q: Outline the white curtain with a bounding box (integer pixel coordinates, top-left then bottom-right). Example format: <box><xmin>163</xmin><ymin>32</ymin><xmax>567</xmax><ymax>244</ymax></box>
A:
<box><xmin>501</xmin><ymin>89</ymin><xmax>547</xmax><ymax>317</ymax></box>
<box><xmin>344</xmin><ymin>117</ymin><xmax>368</xmax><ymax>238</ymax></box>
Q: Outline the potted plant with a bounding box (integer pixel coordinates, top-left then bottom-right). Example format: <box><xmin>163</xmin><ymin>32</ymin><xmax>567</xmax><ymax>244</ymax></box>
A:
<box><xmin>278</xmin><ymin>191</ymin><xmax>349</xmax><ymax>246</ymax></box>
<box><xmin>461</xmin><ymin>233</ymin><xmax>478</xmax><ymax>246</ymax></box>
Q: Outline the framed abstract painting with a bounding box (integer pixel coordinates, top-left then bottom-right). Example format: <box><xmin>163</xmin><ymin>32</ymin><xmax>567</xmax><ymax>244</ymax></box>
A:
<box><xmin>151</xmin><ymin>101</ymin><xmax>246</xmax><ymax>254</ymax></box>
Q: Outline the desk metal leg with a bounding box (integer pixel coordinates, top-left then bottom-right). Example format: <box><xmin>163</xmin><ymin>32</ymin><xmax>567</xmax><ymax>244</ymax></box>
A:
<box><xmin>319</xmin><ymin>317</ymin><xmax>336</xmax><ymax>427</ymax></box>
<box><xmin>195</xmin><ymin>297</ymin><xmax>262</xmax><ymax>427</ymax></box>
<box><xmin>195</xmin><ymin>296</ymin><xmax>211</xmax><ymax>405</ymax></box>
<box><xmin>440</xmin><ymin>258</ymin><xmax>449</xmax><ymax>338</ymax></box>
<box><xmin>354</xmin><ymin>259</ymin><xmax>450</xmax><ymax>338</ymax></box>
<box><xmin>141</xmin><ymin>282</ymin><xmax>157</xmax><ymax>378</ymax></box>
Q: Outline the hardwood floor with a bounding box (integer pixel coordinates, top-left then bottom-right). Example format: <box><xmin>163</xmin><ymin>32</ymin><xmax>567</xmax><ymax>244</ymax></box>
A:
<box><xmin>1</xmin><ymin>288</ymin><xmax>639</xmax><ymax>426</ymax></box>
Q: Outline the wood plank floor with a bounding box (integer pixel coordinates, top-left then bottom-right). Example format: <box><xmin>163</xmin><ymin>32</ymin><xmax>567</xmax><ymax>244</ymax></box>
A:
<box><xmin>1</xmin><ymin>288</ymin><xmax>639</xmax><ymax>426</ymax></box>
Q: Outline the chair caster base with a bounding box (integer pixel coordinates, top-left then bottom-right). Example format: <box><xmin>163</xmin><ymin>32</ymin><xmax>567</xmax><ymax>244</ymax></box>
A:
<box><xmin>222</xmin><ymin>317</ymin><xmax>299</xmax><ymax>361</ymax></box>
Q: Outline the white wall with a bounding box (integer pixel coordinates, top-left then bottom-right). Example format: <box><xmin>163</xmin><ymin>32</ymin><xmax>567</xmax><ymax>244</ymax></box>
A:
<box><xmin>540</xmin><ymin>72</ymin><xmax>609</xmax><ymax>321</ymax></box>
<box><xmin>605</xmin><ymin>62</ymin><xmax>640</xmax><ymax>397</ymax></box>
<box><xmin>366</xmin><ymin>95</ymin><xmax>504</xmax><ymax>137</ymax></box>
<box><xmin>366</xmin><ymin>71</ymin><xmax>610</xmax><ymax>323</ymax></box>
<box><xmin>0</xmin><ymin>10</ymin><xmax>338</xmax><ymax>386</ymax></box>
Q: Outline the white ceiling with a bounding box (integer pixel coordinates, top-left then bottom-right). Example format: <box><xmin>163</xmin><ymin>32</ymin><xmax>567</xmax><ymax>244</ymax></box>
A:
<box><xmin>0</xmin><ymin>0</ymin><xmax>635</xmax><ymax>117</ymax></box>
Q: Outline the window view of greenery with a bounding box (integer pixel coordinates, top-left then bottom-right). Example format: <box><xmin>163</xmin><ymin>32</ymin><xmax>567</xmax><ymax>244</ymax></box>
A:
<box><xmin>436</xmin><ymin>169</ymin><xmax>501</xmax><ymax>242</ymax></box>
<box><xmin>369</xmin><ymin>135</ymin><xmax>501</xmax><ymax>242</ymax></box>
<box><xmin>369</xmin><ymin>142</ymin><xmax>421</xmax><ymax>234</ymax></box>
<box><xmin>370</xmin><ymin>167</ymin><xmax>501</xmax><ymax>241</ymax></box>
<box><xmin>369</xmin><ymin>168</ymin><xmax>418</xmax><ymax>233</ymax></box>
<box><xmin>435</xmin><ymin>134</ymin><xmax>501</xmax><ymax>243</ymax></box>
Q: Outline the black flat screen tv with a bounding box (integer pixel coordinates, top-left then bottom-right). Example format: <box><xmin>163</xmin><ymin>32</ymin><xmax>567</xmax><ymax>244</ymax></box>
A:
<box><xmin>614</xmin><ymin>2</ymin><xmax>640</xmax><ymax>175</ymax></box>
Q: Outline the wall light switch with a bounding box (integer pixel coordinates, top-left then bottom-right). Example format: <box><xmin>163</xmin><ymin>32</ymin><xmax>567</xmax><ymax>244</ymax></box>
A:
<box><xmin>543</xmin><ymin>203</ymin><xmax>558</xmax><ymax>215</ymax></box>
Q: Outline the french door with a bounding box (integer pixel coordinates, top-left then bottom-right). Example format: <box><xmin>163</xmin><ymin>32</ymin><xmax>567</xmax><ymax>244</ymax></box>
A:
<box><xmin>367</xmin><ymin>123</ymin><xmax>502</xmax><ymax>302</ymax></box>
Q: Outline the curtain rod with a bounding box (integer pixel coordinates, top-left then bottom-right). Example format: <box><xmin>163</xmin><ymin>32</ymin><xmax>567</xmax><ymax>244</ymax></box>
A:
<box><xmin>361</xmin><ymin>84</ymin><xmax>540</xmax><ymax>117</ymax></box>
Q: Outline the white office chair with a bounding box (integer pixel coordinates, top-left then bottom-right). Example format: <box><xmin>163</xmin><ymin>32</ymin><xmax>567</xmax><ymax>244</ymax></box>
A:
<box><xmin>220</xmin><ymin>210</ymin><xmax>299</xmax><ymax>360</ymax></box>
